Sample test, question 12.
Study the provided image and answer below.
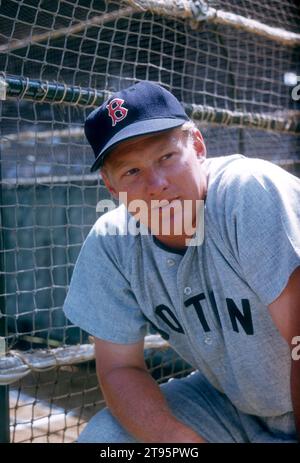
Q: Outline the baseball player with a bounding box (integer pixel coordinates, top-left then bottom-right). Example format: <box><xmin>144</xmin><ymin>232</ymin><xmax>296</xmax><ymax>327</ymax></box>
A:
<box><xmin>63</xmin><ymin>81</ymin><xmax>300</xmax><ymax>443</ymax></box>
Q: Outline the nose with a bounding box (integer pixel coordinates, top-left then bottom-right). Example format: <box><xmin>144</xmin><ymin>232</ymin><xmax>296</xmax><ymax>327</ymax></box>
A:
<box><xmin>144</xmin><ymin>168</ymin><xmax>168</xmax><ymax>197</ymax></box>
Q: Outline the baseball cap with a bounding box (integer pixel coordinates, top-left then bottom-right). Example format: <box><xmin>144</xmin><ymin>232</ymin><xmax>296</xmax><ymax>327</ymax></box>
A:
<box><xmin>85</xmin><ymin>81</ymin><xmax>189</xmax><ymax>172</ymax></box>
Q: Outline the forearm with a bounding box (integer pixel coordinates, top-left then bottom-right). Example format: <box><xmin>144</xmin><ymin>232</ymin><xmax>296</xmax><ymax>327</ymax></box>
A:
<box><xmin>291</xmin><ymin>358</ymin><xmax>300</xmax><ymax>441</ymax></box>
<box><xmin>100</xmin><ymin>366</ymin><xmax>206</xmax><ymax>443</ymax></box>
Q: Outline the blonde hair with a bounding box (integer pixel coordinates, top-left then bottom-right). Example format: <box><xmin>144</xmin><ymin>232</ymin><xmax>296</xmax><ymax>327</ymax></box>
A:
<box><xmin>181</xmin><ymin>120</ymin><xmax>197</xmax><ymax>132</ymax></box>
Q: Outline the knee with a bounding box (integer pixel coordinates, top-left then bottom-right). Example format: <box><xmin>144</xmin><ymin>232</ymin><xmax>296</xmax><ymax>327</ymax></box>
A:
<box><xmin>78</xmin><ymin>407</ymin><xmax>138</xmax><ymax>443</ymax></box>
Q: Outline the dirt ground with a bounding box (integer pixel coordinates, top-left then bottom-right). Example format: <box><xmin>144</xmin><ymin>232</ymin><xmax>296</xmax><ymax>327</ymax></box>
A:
<box><xmin>7</xmin><ymin>350</ymin><xmax>192</xmax><ymax>443</ymax></box>
<box><xmin>9</xmin><ymin>362</ymin><xmax>104</xmax><ymax>443</ymax></box>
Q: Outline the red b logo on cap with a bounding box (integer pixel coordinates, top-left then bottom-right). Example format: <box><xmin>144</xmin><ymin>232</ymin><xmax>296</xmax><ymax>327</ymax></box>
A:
<box><xmin>106</xmin><ymin>98</ymin><xmax>128</xmax><ymax>126</ymax></box>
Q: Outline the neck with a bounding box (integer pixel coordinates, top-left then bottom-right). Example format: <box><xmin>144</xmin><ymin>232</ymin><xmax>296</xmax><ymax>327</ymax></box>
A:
<box><xmin>153</xmin><ymin>233</ymin><xmax>189</xmax><ymax>250</ymax></box>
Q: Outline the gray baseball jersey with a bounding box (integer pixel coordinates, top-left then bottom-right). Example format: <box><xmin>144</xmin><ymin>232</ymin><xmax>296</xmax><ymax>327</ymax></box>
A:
<box><xmin>63</xmin><ymin>154</ymin><xmax>300</xmax><ymax>418</ymax></box>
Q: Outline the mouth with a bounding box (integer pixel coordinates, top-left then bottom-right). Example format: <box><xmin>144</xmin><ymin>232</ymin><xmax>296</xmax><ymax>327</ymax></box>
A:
<box><xmin>151</xmin><ymin>197</ymin><xmax>180</xmax><ymax>210</ymax></box>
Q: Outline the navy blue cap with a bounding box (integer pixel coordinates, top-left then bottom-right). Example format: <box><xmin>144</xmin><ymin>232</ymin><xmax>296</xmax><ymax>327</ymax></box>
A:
<box><xmin>85</xmin><ymin>81</ymin><xmax>189</xmax><ymax>172</ymax></box>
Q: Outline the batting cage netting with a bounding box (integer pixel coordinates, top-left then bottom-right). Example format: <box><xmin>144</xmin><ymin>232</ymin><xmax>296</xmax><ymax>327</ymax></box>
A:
<box><xmin>0</xmin><ymin>0</ymin><xmax>299</xmax><ymax>443</ymax></box>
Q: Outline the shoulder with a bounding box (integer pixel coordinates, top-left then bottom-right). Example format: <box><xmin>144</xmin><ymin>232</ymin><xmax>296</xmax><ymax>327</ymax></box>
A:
<box><xmin>204</xmin><ymin>155</ymin><xmax>300</xmax><ymax>254</ymax></box>
<box><xmin>84</xmin><ymin>204</ymin><xmax>139</xmax><ymax>270</ymax></box>
<box><xmin>93</xmin><ymin>203</ymin><xmax>129</xmax><ymax>236</ymax></box>
<box><xmin>206</xmin><ymin>155</ymin><xmax>300</xmax><ymax>210</ymax></box>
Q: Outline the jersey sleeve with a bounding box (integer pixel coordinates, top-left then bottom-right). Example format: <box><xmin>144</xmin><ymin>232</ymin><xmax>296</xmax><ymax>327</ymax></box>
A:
<box><xmin>222</xmin><ymin>161</ymin><xmax>300</xmax><ymax>306</ymax></box>
<box><xmin>63</xmin><ymin>225</ymin><xmax>147</xmax><ymax>344</ymax></box>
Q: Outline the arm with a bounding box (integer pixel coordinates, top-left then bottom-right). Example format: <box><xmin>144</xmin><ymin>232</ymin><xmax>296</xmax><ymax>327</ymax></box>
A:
<box><xmin>94</xmin><ymin>337</ymin><xmax>206</xmax><ymax>443</ymax></box>
<box><xmin>268</xmin><ymin>266</ymin><xmax>300</xmax><ymax>440</ymax></box>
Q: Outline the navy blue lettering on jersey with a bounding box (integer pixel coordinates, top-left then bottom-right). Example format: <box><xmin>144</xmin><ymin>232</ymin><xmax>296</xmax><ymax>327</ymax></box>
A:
<box><xmin>155</xmin><ymin>304</ymin><xmax>185</xmax><ymax>334</ymax></box>
<box><xmin>184</xmin><ymin>294</ymin><xmax>211</xmax><ymax>332</ymax></box>
<box><xmin>226</xmin><ymin>298</ymin><xmax>254</xmax><ymax>335</ymax></box>
<box><xmin>154</xmin><ymin>292</ymin><xmax>254</xmax><ymax>336</ymax></box>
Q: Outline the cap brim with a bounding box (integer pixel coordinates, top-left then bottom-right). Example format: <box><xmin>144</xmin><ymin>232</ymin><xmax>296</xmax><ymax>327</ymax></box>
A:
<box><xmin>90</xmin><ymin>118</ymin><xmax>187</xmax><ymax>172</ymax></box>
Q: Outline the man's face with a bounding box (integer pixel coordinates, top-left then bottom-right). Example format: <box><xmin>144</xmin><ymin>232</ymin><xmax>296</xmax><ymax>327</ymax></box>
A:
<box><xmin>101</xmin><ymin>127</ymin><xmax>207</xmax><ymax>246</ymax></box>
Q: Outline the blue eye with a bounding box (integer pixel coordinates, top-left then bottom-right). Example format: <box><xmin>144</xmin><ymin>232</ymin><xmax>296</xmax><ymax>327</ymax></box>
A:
<box><xmin>124</xmin><ymin>168</ymin><xmax>139</xmax><ymax>176</ymax></box>
<box><xmin>161</xmin><ymin>153</ymin><xmax>173</xmax><ymax>161</ymax></box>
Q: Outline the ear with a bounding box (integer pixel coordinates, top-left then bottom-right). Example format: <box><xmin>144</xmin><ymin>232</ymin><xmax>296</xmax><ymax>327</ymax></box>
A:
<box><xmin>100</xmin><ymin>169</ymin><xmax>118</xmax><ymax>199</ymax></box>
<box><xmin>193</xmin><ymin>129</ymin><xmax>206</xmax><ymax>161</ymax></box>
